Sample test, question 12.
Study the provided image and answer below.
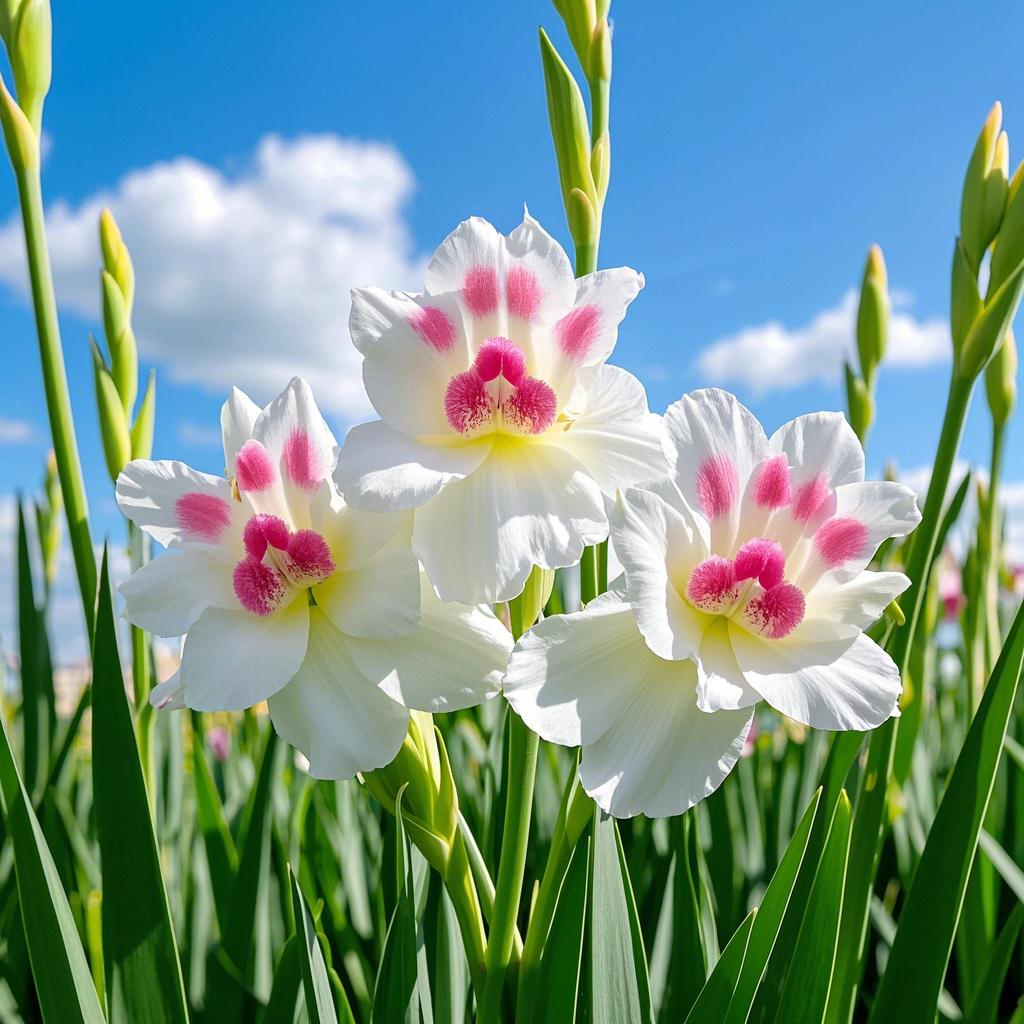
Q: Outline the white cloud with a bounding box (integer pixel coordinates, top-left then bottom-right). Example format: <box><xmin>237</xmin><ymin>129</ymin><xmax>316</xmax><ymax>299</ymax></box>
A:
<box><xmin>0</xmin><ymin>417</ymin><xmax>34</xmax><ymax>443</ymax></box>
<box><xmin>696</xmin><ymin>290</ymin><xmax>950</xmax><ymax>395</ymax></box>
<box><xmin>0</xmin><ymin>134</ymin><xmax>426</xmax><ymax>418</ymax></box>
<box><xmin>178</xmin><ymin>420</ymin><xmax>222</xmax><ymax>447</ymax></box>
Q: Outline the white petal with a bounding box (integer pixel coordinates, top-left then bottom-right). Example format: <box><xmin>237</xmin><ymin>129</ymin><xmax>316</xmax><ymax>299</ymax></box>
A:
<box><xmin>768</xmin><ymin>411</ymin><xmax>865</xmax><ymax>490</ymax></box>
<box><xmin>221</xmin><ymin>387</ymin><xmax>261</xmax><ymax>472</ymax></box>
<box><xmin>180</xmin><ymin>599</ymin><xmax>309</xmax><ymax>710</ymax></box>
<box><xmin>695</xmin><ymin>620</ymin><xmax>761</xmax><ymax>712</ymax></box>
<box><xmin>503</xmin><ymin>211</ymin><xmax>577</xmax><ymax>324</ymax></box>
<box><xmin>802</xmin><ymin>569</ymin><xmax>911</xmax><ymax>640</ymax></box>
<box><xmin>268</xmin><ymin>609</ymin><xmax>409</xmax><ymax>779</ymax></box>
<box><xmin>663</xmin><ymin>388</ymin><xmax>768</xmax><ymax>549</ymax></box>
<box><xmin>315</xmin><ymin>545</ymin><xmax>421</xmax><ymax>640</ymax></box>
<box><xmin>554</xmin><ymin>365</ymin><xmax>667</xmax><ymax>494</ymax></box>
<box><xmin>334</xmin><ymin>419</ymin><xmax>492</xmax><ymax>512</ymax></box>
<box><xmin>318</xmin><ymin>502</ymin><xmax>412</xmax><ymax>572</ymax></box>
<box><xmin>580</xmin><ymin>654</ymin><xmax>752</xmax><ymax>819</ymax></box>
<box><xmin>150</xmin><ymin>671</ymin><xmax>185</xmax><ymax>710</ymax></box>
<box><xmin>413</xmin><ymin>440</ymin><xmax>606</xmax><ymax>603</ymax></box>
<box><xmin>554</xmin><ymin>266</ymin><xmax>645</xmax><ymax>368</ymax></box>
<box><xmin>353</xmin><ymin>287</ymin><xmax>467</xmax><ymax>435</ymax></box>
<box><xmin>348</xmin><ymin>575</ymin><xmax>511</xmax><ymax>711</ymax></box>
<box><xmin>502</xmin><ymin>592</ymin><xmax>652</xmax><ymax>747</ymax></box>
<box><xmin>116</xmin><ymin>459</ymin><xmax>243</xmax><ymax>555</ymax></box>
<box><xmin>730</xmin><ymin>628</ymin><xmax>901</xmax><ymax>730</ymax></box>
<box><xmin>119</xmin><ymin>548</ymin><xmax>236</xmax><ymax>637</ymax></box>
<box><xmin>610</xmin><ymin>486</ymin><xmax>706</xmax><ymax>660</ymax></box>
<box><xmin>425</xmin><ymin>216</ymin><xmax>505</xmax><ymax>297</ymax></box>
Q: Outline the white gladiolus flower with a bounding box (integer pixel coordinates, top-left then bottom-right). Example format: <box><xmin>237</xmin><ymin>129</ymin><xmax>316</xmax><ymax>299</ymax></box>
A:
<box><xmin>116</xmin><ymin>377</ymin><xmax>511</xmax><ymax>779</ymax></box>
<box><xmin>333</xmin><ymin>212</ymin><xmax>666</xmax><ymax>604</ymax></box>
<box><xmin>616</xmin><ymin>388</ymin><xmax>922</xmax><ymax>730</ymax></box>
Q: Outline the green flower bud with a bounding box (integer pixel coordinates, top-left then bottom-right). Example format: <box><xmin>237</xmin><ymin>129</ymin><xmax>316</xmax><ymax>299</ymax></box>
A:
<box><xmin>856</xmin><ymin>244</ymin><xmax>889</xmax><ymax>383</ymax></box>
<box><xmin>844</xmin><ymin>361</ymin><xmax>874</xmax><ymax>442</ymax></box>
<box><xmin>958</xmin><ymin>257</ymin><xmax>1024</xmax><ymax>380</ymax></box>
<box><xmin>988</xmin><ymin>160</ymin><xmax>1024</xmax><ymax>301</ymax></box>
<box><xmin>552</xmin><ymin>0</ymin><xmax>598</xmax><ymax>74</ymax></box>
<box><xmin>509</xmin><ymin>565</ymin><xmax>556</xmax><ymax>638</ymax></box>
<box><xmin>961</xmin><ymin>102</ymin><xmax>1005</xmax><ymax>272</ymax></box>
<box><xmin>99</xmin><ymin>208</ymin><xmax>134</xmax><ymax>311</ymax></box>
<box><xmin>91</xmin><ymin>337</ymin><xmax>132</xmax><ymax>481</ymax></box>
<box><xmin>985</xmin><ymin>326</ymin><xmax>1017</xmax><ymax>426</ymax></box>
<box><xmin>131</xmin><ymin>369</ymin><xmax>156</xmax><ymax>460</ymax></box>
<box><xmin>8</xmin><ymin>0</ymin><xmax>49</xmax><ymax>134</ymax></box>
<box><xmin>101</xmin><ymin>269</ymin><xmax>138</xmax><ymax>413</ymax></box>
<box><xmin>590</xmin><ymin>130</ymin><xmax>610</xmax><ymax>207</ymax></box>
<box><xmin>539</xmin><ymin>27</ymin><xmax>596</xmax><ymax>213</ymax></box>
<box><xmin>0</xmin><ymin>71</ymin><xmax>36</xmax><ymax>169</ymax></box>
<box><xmin>35</xmin><ymin>448</ymin><xmax>61</xmax><ymax>590</ymax></box>
<box><xmin>589</xmin><ymin>16</ymin><xmax>612</xmax><ymax>84</ymax></box>
<box><xmin>566</xmin><ymin>185</ymin><xmax>598</xmax><ymax>254</ymax></box>
<box><xmin>950</xmin><ymin>237</ymin><xmax>983</xmax><ymax>353</ymax></box>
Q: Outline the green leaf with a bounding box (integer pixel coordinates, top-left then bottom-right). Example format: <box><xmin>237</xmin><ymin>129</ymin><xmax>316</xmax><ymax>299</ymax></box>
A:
<box><xmin>868</xmin><ymin>591</ymin><xmax>1024</xmax><ymax>1022</ymax></box>
<box><xmin>683</xmin><ymin>911</ymin><xmax>756</xmax><ymax>1024</ymax></box>
<box><xmin>535</xmin><ymin>832</ymin><xmax>590</xmax><ymax>1023</ymax></box>
<box><xmin>0</xmin><ymin>707</ymin><xmax>105</xmax><ymax>1023</ymax></box>
<box><xmin>259</xmin><ymin>935</ymin><xmax>301</xmax><ymax>1024</ymax></box>
<box><xmin>588</xmin><ymin>809</ymin><xmax>653</xmax><ymax>1024</ymax></box>
<box><xmin>965</xmin><ymin>903</ymin><xmax>1024</xmax><ymax>1024</ymax></box>
<box><xmin>91</xmin><ymin>549</ymin><xmax>189</xmax><ymax>1024</ymax></box>
<box><xmin>290</xmin><ymin>869</ymin><xmax>337</xmax><ymax>1024</ymax></box>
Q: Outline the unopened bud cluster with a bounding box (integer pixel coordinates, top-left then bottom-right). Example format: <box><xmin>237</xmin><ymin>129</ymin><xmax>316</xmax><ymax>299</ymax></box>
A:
<box><xmin>846</xmin><ymin>245</ymin><xmax>889</xmax><ymax>444</ymax></box>
<box><xmin>0</xmin><ymin>0</ymin><xmax>50</xmax><ymax>169</ymax></box>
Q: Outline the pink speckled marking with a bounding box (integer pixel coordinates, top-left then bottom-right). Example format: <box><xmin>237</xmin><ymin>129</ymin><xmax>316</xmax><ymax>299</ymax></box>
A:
<box><xmin>175</xmin><ymin>492</ymin><xmax>231</xmax><ymax>542</ymax></box>
<box><xmin>235</xmin><ymin>440</ymin><xmax>275</xmax><ymax>493</ymax></box>
<box><xmin>503</xmin><ymin>377</ymin><xmax>557</xmax><ymax>434</ymax></box>
<box><xmin>463</xmin><ymin>267</ymin><xmax>500</xmax><ymax>317</ymax></box>
<box><xmin>753</xmin><ymin>454</ymin><xmax>792</xmax><ymax>509</ymax></box>
<box><xmin>284</xmin><ymin>529</ymin><xmax>336</xmax><ymax>585</ymax></box>
<box><xmin>695</xmin><ymin>455</ymin><xmax>739</xmax><ymax>519</ymax></box>
<box><xmin>243</xmin><ymin>513</ymin><xmax>290</xmax><ymax>559</ymax></box>
<box><xmin>282</xmin><ymin>429</ymin><xmax>323</xmax><ymax>491</ymax></box>
<box><xmin>445</xmin><ymin>369</ymin><xmax>494</xmax><ymax>434</ymax></box>
<box><xmin>505</xmin><ymin>266</ymin><xmax>543</xmax><ymax>320</ymax></box>
<box><xmin>410</xmin><ymin>305</ymin><xmax>456</xmax><ymax>352</ymax></box>
<box><xmin>743</xmin><ymin>583</ymin><xmax>805</xmax><ymax>639</ymax></box>
<box><xmin>734</xmin><ymin>538</ymin><xmax>785</xmax><ymax>590</ymax></box>
<box><xmin>554</xmin><ymin>304</ymin><xmax>600</xmax><ymax>360</ymax></box>
<box><xmin>233</xmin><ymin>556</ymin><xmax>288</xmax><ymax>617</ymax></box>
<box><xmin>793</xmin><ymin>475</ymin><xmax>831</xmax><ymax>523</ymax></box>
<box><xmin>475</xmin><ymin>337</ymin><xmax>526</xmax><ymax>386</ymax></box>
<box><xmin>686</xmin><ymin>555</ymin><xmax>739</xmax><ymax>614</ymax></box>
<box><xmin>814</xmin><ymin>517</ymin><xmax>868</xmax><ymax>568</ymax></box>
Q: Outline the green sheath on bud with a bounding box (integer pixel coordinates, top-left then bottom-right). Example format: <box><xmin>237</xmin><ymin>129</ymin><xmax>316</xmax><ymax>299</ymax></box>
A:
<box><xmin>988</xmin><ymin>163</ymin><xmax>1024</xmax><ymax>300</ymax></box>
<box><xmin>961</xmin><ymin>102</ymin><xmax>1006</xmax><ymax>272</ymax></box>
<box><xmin>985</xmin><ymin>326</ymin><xmax>1017</xmax><ymax>426</ymax></box>
<box><xmin>91</xmin><ymin>337</ymin><xmax>132</xmax><ymax>481</ymax></box>
<box><xmin>856</xmin><ymin>244</ymin><xmax>889</xmax><ymax>384</ymax></box>
<box><xmin>101</xmin><ymin>270</ymin><xmax>138</xmax><ymax>413</ymax></box>
<box><xmin>0</xmin><ymin>72</ymin><xmax>36</xmax><ymax>170</ymax></box>
<box><xmin>510</xmin><ymin>565</ymin><xmax>556</xmax><ymax>639</ymax></box>
<box><xmin>99</xmin><ymin>208</ymin><xmax>134</xmax><ymax>310</ymax></box>
<box><xmin>844</xmin><ymin>361</ymin><xmax>874</xmax><ymax>443</ymax></box>
<box><xmin>8</xmin><ymin>0</ymin><xmax>49</xmax><ymax>134</ymax></box>
<box><xmin>551</xmin><ymin>0</ymin><xmax>597</xmax><ymax>74</ymax></box>
<box><xmin>131</xmin><ymin>369</ymin><xmax>156</xmax><ymax>460</ymax></box>
<box><xmin>958</xmin><ymin>258</ymin><xmax>1024</xmax><ymax>380</ymax></box>
<box><xmin>950</xmin><ymin>238</ymin><xmax>983</xmax><ymax>354</ymax></box>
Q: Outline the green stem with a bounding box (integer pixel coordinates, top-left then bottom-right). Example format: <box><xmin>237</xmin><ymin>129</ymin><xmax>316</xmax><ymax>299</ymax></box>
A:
<box><xmin>985</xmin><ymin>421</ymin><xmax>1006</xmax><ymax>673</ymax></box>
<box><xmin>445</xmin><ymin>826</ymin><xmax>489</xmax><ymax>1002</ymax></box>
<box><xmin>14</xmin><ymin>163</ymin><xmax>96</xmax><ymax>638</ymax></box>
<box><xmin>829</xmin><ymin>370</ymin><xmax>975</xmax><ymax>1024</ymax></box>
<box><xmin>478</xmin><ymin>710</ymin><xmax>539</xmax><ymax>1023</ymax></box>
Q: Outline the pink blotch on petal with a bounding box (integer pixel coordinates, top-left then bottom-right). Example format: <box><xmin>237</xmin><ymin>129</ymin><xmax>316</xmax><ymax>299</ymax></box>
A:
<box><xmin>284</xmin><ymin>529</ymin><xmax>336</xmax><ymax>585</ymax></box>
<box><xmin>505</xmin><ymin>266</ymin><xmax>543</xmax><ymax>320</ymax></box>
<box><xmin>696</xmin><ymin>455</ymin><xmax>739</xmax><ymax>519</ymax></box>
<box><xmin>743</xmin><ymin>583</ymin><xmax>805</xmax><ymax>639</ymax></box>
<box><xmin>814</xmin><ymin>517</ymin><xmax>869</xmax><ymax>568</ymax></box>
<box><xmin>283</xmin><ymin>429</ymin><xmax>323</xmax><ymax>491</ymax></box>
<box><xmin>792</xmin><ymin>475</ymin><xmax>831</xmax><ymax>523</ymax></box>
<box><xmin>463</xmin><ymin>267</ymin><xmax>500</xmax><ymax>317</ymax></box>
<box><xmin>734</xmin><ymin>538</ymin><xmax>786</xmax><ymax>590</ymax></box>
<box><xmin>475</xmin><ymin>337</ymin><xmax>526</xmax><ymax>386</ymax></box>
<box><xmin>753</xmin><ymin>454</ymin><xmax>792</xmax><ymax>509</ymax></box>
<box><xmin>175</xmin><ymin>492</ymin><xmax>232</xmax><ymax>543</ymax></box>
<box><xmin>686</xmin><ymin>555</ymin><xmax>739</xmax><ymax>614</ymax></box>
<box><xmin>554</xmin><ymin>304</ymin><xmax>600</xmax><ymax>360</ymax></box>
<box><xmin>233</xmin><ymin>556</ymin><xmax>288</xmax><ymax>617</ymax></box>
<box><xmin>503</xmin><ymin>377</ymin><xmax>558</xmax><ymax>434</ymax></box>
<box><xmin>243</xmin><ymin>513</ymin><xmax>290</xmax><ymax>559</ymax></box>
<box><xmin>444</xmin><ymin>369</ymin><xmax>494</xmax><ymax>434</ymax></box>
<box><xmin>409</xmin><ymin>306</ymin><xmax>456</xmax><ymax>352</ymax></box>
<box><xmin>235</xmin><ymin>440</ymin><xmax>276</xmax><ymax>493</ymax></box>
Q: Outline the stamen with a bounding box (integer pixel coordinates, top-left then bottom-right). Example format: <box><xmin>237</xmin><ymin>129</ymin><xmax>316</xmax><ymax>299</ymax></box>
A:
<box><xmin>696</xmin><ymin>455</ymin><xmax>739</xmax><ymax>519</ymax></box>
<box><xmin>175</xmin><ymin>492</ymin><xmax>232</xmax><ymax>543</ymax></box>
<box><xmin>743</xmin><ymin>583</ymin><xmax>805</xmax><ymax>639</ymax></box>
<box><xmin>233</xmin><ymin>556</ymin><xmax>288</xmax><ymax>617</ymax></box>
<box><xmin>686</xmin><ymin>556</ymin><xmax>739</xmax><ymax>614</ymax></box>
<box><xmin>814</xmin><ymin>517</ymin><xmax>869</xmax><ymax>568</ymax></box>
<box><xmin>734</xmin><ymin>538</ymin><xmax>786</xmax><ymax>590</ymax></box>
<box><xmin>753</xmin><ymin>454</ymin><xmax>792</xmax><ymax>508</ymax></box>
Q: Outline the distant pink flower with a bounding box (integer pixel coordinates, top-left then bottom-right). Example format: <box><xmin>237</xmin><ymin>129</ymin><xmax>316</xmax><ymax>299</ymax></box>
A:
<box><xmin>208</xmin><ymin>726</ymin><xmax>230</xmax><ymax>763</ymax></box>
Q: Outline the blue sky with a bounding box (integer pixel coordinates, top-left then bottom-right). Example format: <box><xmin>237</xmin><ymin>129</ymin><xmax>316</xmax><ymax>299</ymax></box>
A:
<box><xmin>2</xmin><ymin>1</ymin><xmax>1024</xmax><ymax>658</ymax></box>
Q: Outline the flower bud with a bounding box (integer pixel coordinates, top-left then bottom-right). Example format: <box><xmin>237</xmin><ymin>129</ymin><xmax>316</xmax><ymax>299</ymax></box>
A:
<box><xmin>961</xmin><ymin>102</ymin><xmax>1006</xmax><ymax>272</ymax></box>
<box><xmin>856</xmin><ymin>244</ymin><xmax>889</xmax><ymax>383</ymax></box>
<box><xmin>552</xmin><ymin>0</ymin><xmax>598</xmax><ymax>74</ymax></box>
<box><xmin>985</xmin><ymin>327</ymin><xmax>1017</xmax><ymax>426</ymax></box>
<box><xmin>0</xmin><ymin>71</ymin><xmax>36</xmax><ymax>169</ymax></box>
<box><xmin>590</xmin><ymin>130</ymin><xmax>610</xmax><ymax>207</ymax></box>
<box><xmin>509</xmin><ymin>564</ymin><xmax>556</xmax><ymax>638</ymax></box>
<box><xmin>91</xmin><ymin>337</ymin><xmax>132</xmax><ymax>481</ymax></box>
<box><xmin>951</xmin><ymin>237</ymin><xmax>983</xmax><ymax>354</ymax></box>
<box><xmin>101</xmin><ymin>269</ymin><xmax>138</xmax><ymax>414</ymax></box>
<box><xmin>36</xmin><ymin>448</ymin><xmax>61</xmax><ymax>590</ymax></box>
<box><xmin>131</xmin><ymin>369</ymin><xmax>156</xmax><ymax>460</ymax></box>
<box><xmin>958</xmin><ymin>257</ymin><xmax>1024</xmax><ymax>380</ymax></box>
<box><xmin>988</xmin><ymin>161</ymin><xmax>1024</xmax><ymax>301</ymax></box>
<box><xmin>99</xmin><ymin>208</ymin><xmax>135</xmax><ymax>311</ymax></box>
<box><xmin>589</xmin><ymin>16</ymin><xmax>612</xmax><ymax>84</ymax></box>
<box><xmin>566</xmin><ymin>186</ymin><xmax>598</xmax><ymax>255</ymax></box>
<box><xmin>844</xmin><ymin>362</ymin><xmax>874</xmax><ymax>442</ymax></box>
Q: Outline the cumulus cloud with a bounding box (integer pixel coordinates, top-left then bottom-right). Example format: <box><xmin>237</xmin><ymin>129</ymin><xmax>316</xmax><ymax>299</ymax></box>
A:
<box><xmin>0</xmin><ymin>134</ymin><xmax>426</xmax><ymax>418</ymax></box>
<box><xmin>696</xmin><ymin>290</ymin><xmax>950</xmax><ymax>394</ymax></box>
<box><xmin>0</xmin><ymin>417</ymin><xmax>34</xmax><ymax>443</ymax></box>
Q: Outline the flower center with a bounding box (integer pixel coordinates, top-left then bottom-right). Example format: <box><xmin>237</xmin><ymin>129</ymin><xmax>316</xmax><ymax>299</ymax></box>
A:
<box><xmin>233</xmin><ymin>513</ymin><xmax>336</xmax><ymax>616</ymax></box>
<box><xmin>685</xmin><ymin>537</ymin><xmax>805</xmax><ymax>639</ymax></box>
<box><xmin>444</xmin><ymin>337</ymin><xmax>557</xmax><ymax>437</ymax></box>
